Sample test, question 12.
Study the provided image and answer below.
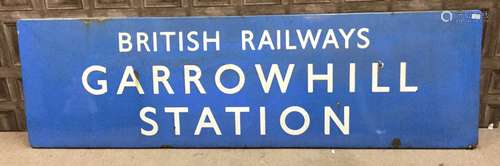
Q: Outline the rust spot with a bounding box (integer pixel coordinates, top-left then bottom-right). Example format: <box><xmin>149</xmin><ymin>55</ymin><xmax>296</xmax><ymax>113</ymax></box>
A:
<box><xmin>391</xmin><ymin>138</ymin><xmax>401</xmax><ymax>148</ymax></box>
<box><xmin>377</xmin><ymin>60</ymin><xmax>384</xmax><ymax>69</ymax></box>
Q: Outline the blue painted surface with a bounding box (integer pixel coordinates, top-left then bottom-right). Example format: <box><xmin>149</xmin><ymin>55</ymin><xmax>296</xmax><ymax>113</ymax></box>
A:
<box><xmin>17</xmin><ymin>10</ymin><xmax>483</xmax><ymax>148</ymax></box>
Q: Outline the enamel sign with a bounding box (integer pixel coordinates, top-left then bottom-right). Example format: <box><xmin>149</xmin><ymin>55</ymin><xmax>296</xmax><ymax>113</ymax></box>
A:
<box><xmin>18</xmin><ymin>10</ymin><xmax>483</xmax><ymax>148</ymax></box>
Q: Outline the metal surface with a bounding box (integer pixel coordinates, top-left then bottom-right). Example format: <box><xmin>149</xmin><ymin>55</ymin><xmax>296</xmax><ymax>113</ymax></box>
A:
<box><xmin>18</xmin><ymin>11</ymin><xmax>482</xmax><ymax>148</ymax></box>
<box><xmin>0</xmin><ymin>0</ymin><xmax>498</xmax><ymax>132</ymax></box>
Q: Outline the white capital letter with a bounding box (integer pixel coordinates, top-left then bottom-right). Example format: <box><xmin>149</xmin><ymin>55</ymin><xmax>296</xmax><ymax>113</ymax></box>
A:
<box><xmin>308</xmin><ymin>63</ymin><xmax>333</xmax><ymax>93</ymax></box>
<box><xmin>203</xmin><ymin>31</ymin><xmax>220</xmax><ymax>51</ymax></box>
<box><xmin>258</xmin><ymin>30</ymin><xmax>275</xmax><ymax>50</ymax></box>
<box><xmin>225</xmin><ymin>107</ymin><xmax>250</xmax><ymax>135</ymax></box>
<box><xmin>324</xmin><ymin>106</ymin><xmax>350</xmax><ymax>135</ymax></box>
<box><xmin>285</xmin><ymin>29</ymin><xmax>297</xmax><ymax>50</ymax></box>
<box><xmin>215</xmin><ymin>64</ymin><xmax>245</xmax><ymax>94</ymax></box>
<box><xmin>349</xmin><ymin>63</ymin><xmax>356</xmax><ymax>93</ymax></box>
<box><xmin>82</xmin><ymin>65</ymin><xmax>107</xmax><ymax>95</ymax></box>
<box><xmin>195</xmin><ymin>107</ymin><xmax>222</xmax><ymax>135</ymax></box>
<box><xmin>357</xmin><ymin>28</ymin><xmax>370</xmax><ymax>49</ymax></box>
<box><xmin>296</xmin><ymin>29</ymin><xmax>322</xmax><ymax>49</ymax></box>
<box><xmin>241</xmin><ymin>30</ymin><xmax>255</xmax><ymax>50</ymax></box>
<box><xmin>260</xmin><ymin>107</ymin><xmax>266</xmax><ymax>136</ymax></box>
<box><xmin>322</xmin><ymin>29</ymin><xmax>340</xmax><ymax>49</ymax></box>
<box><xmin>140</xmin><ymin>107</ymin><xmax>158</xmax><ymax>136</ymax></box>
<box><xmin>184</xmin><ymin>65</ymin><xmax>206</xmax><ymax>94</ymax></box>
<box><xmin>255</xmin><ymin>64</ymin><xmax>295</xmax><ymax>93</ymax></box>
<box><xmin>117</xmin><ymin>66</ymin><xmax>144</xmax><ymax>95</ymax></box>
<box><xmin>152</xmin><ymin>66</ymin><xmax>174</xmax><ymax>94</ymax></box>
<box><xmin>187</xmin><ymin>31</ymin><xmax>200</xmax><ymax>52</ymax></box>
<box><xmin>165</xmin><ymin>107</ymin><xmax>188</xmax><ymax>136</ymax></box>
<box><xmin>400</xmin><ymin>62</ymin><xmax>418</xmax><ymax>92</ymax></box>
<box><xmin>118</xmin><ymin>32</ymin><xmax>132</xmax><ymax>52</ymax></box>
<box><xmin>372</xmin><ymin>62</ymin><xmax>390</xmax><ymax>93</ymax></box>
<box><xmin>280</xmin><ymin>106</ymin><xmax>310</xmax><ymax>135</ymax></box>
<box><xmin>339</xmin><ymin>28</ymin><xmax>355</xmax><ymax>49</ymax></box>
<box><xmin>159</xmin><ymin>32</ymin><xmax>175</xmax><ymax>52</ymax></box>
<box><xmin>136</xmin><ymin>32</ymin><xmax>151</xmax><ymax>52</ymax></box>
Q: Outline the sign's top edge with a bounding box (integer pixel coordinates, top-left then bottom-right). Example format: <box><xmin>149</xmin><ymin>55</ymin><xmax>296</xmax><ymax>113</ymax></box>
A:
<box><xmin>17</xmin><ymin>10</ymin><xmax>482</xmax><ymax>22</ymax></box>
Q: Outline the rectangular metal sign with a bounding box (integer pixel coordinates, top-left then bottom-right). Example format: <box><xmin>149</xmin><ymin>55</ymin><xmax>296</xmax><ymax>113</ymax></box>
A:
<box><xmin>18</xmin><ymin>10</ymin><xmax>483</xmax><ymax>148</ymax></box>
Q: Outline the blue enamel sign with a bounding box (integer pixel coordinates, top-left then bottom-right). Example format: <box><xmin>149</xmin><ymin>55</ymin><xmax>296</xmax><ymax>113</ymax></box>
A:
<box><xmin>18</xmin><ymin>10</ymin><xmax>483</xmax><ymax>148</ymax></box>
